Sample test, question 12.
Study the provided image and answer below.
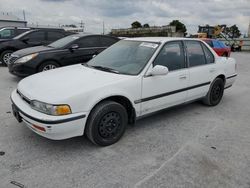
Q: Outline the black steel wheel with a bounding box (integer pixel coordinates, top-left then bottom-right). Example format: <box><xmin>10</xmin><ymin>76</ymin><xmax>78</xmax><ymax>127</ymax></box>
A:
<box><xmin>203</xmin><ymin>78</ymin><xmax>224</xmax><ymax>106</ymax></box>
<box><xmin>85</xmin><ymin>101</ymin><xmax>128</xmax><ymax>146</ymax></box>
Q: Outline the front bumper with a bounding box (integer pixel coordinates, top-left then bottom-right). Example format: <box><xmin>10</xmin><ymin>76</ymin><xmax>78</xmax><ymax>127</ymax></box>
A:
<box><xmin>11</xmin><ymin>90</ymin><xmax>88</xmax><ymax>140</ymax></box>
<box><xmin>8</xmin><ymin>63</ymin><xmax>36</xmax><ymax>77</ymax></box>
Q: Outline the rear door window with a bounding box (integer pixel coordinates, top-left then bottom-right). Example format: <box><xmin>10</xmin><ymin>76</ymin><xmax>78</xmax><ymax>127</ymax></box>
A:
<box><xmin>26</xmin><ymin>31</ymin><xmax>45</xmax><ymax>41</ymax></box>
<box><xmin>77</xmin><ymin>36</ymin><xmax>100</xmax><ymax>48</ymax></box>
<box><xmin>48</xmin><ymin>31</ymin><xmax>65</xmax><ymax>41</ymax></box>
<box><xmin>186</xmin><ymin>41</ymin><xmax>206</xmax><ymax>67</ymax></box>
<box><xmin>99</xmin><ymin>36</ymin><xmax>118</xmax><ymax>47</ymax></box>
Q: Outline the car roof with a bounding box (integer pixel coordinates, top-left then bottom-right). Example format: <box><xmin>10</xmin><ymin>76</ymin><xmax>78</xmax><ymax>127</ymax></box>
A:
<box><xmin>124</xmin><ymin>37</ymin><xmax>204</xmax><ymax>43</ymax></box>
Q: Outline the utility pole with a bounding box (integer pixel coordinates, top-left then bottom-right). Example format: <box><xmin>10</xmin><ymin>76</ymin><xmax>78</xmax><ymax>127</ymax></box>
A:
<box><xmin>79</xmin><ymin>20</ymin><xmax>85</xmax><ymax>32</ymax></box>
<box><xmin>102</xmin><ymin>21</ymin><xmax>105</xmax><ymax>35</ymax></box>
<box><xmin>23</xmin><ymin>10</ymin><xmax>26</xmax><ymax>21</ymax></box>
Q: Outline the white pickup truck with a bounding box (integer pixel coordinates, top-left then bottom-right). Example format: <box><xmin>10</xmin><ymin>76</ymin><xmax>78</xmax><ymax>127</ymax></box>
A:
<box><xmin>11</xmin><ymin>37</ymin><xmax>237</xmax><ymax>146</ymax></box>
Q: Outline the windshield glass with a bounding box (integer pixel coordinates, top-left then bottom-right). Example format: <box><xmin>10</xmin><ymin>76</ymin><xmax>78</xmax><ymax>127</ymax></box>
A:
<box><xmin>87</xmin><ymin>40</ymin><xmax>159</xmax><ymax>75</ymax></box>
<box><xmin>48</xmin><ymin>35</ymin><xmax>80</xmax><ymax>48</ymax></box>
<box><xmin>13</xmin><ymin>30</ymin><xmax>32</xmax><ymax>39</ymax></box>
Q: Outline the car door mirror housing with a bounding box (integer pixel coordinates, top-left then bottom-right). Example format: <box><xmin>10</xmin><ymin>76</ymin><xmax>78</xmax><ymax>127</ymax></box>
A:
<box><xmin>150</xmin><ymin>65</ymin><xmax>169</xmax><ymax>76</ymax></box>
<box><xmin>69</xmin><ymin>44</ymin><xmax>79</xmax><ymax>50</ymax></box>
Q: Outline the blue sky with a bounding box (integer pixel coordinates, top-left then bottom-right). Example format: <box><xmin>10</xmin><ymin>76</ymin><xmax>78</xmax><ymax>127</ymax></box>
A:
<box><xmin>1</xmin><ymin>0</ymin><xmax>249</xmax><ymax>35</ymax></box>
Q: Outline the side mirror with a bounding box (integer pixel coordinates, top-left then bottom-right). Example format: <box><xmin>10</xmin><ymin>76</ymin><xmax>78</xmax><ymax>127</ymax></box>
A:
<box><xmin>150</xmin><ymin>65</ymin><xmax>169</xmax><ymax>76</ymax></box>
<box><xmin>69</xmin><ymin>44</ymin><xmax>79</xmax><ymax>50</ymax></box>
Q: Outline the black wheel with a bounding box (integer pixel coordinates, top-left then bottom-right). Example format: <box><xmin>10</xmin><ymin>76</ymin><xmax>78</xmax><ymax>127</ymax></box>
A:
<box><xmin>0</xmin><ymin>50</ymin><xmax>13</xmax><ymax>66</ymax></box>
<box><xmin>85</xmin><ymin>101</ymin><xmax>128</xmax><ymax>146</ymax></box>
<box><xmin>202</xmin><ymin>78</ymin><xmax>224</xmax><ymax>106</ymax></box>
<box><xmin>38</xmin><ymin>61</ymin><xmax>59</xmax><ymax>72</ymax></box>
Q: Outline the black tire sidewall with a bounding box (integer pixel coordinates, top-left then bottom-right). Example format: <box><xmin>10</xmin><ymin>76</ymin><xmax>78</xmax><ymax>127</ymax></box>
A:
<box><xmin>87</xmin><ymin>101</ymin><xmax>128</xmax><ymax>146</ymax></box>
<box><xmin>38</xmin><ymin>61</ymin><xmax>59</xmax><ymax>72</ymax></box>
<box><xmin>209</xmin><ymin>78</ymin><xmax>224</xmax><ymax>106</ymax></box>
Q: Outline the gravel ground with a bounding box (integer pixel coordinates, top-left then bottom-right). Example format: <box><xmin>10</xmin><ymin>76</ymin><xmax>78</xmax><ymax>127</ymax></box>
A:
<box><xmin>0</xmin><ymin>52</ymin><xmax>249</xmax><ymax>188</ymax></box>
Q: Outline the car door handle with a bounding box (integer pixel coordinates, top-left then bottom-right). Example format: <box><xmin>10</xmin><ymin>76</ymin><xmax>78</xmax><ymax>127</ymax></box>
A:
<box><xmin>179</xmin><ymin>75</ymin><xmax>187</xmax><ymax>79</ymax></box>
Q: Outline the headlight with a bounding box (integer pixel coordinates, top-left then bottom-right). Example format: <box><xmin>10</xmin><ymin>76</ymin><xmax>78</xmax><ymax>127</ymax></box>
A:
<box><xmin>15</xmin><ymin>53</ymin><xmax>38</xmax><ymax>64</ymax></box>
<box><xmin>30</xmin><ymin>100</ymin><xmax>71</xmax><ymax>116</ymax></box>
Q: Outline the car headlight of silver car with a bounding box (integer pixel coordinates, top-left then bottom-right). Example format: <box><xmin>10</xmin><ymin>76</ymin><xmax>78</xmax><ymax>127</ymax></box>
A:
<box><xmin>30</xmin><ymin>100</ymin><xmax>72</xmax><ymax>116</ymax></box>
<box><xmin>15</xmin><ymin>53</ymin><xmax>38</xmax><ymax>64</ymax></box>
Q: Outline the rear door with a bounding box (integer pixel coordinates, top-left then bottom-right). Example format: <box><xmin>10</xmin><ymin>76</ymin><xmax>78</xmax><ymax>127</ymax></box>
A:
<box><xmin>185</xmin><ymin>40</ymin><xmax>216</xmax><ymax>101</ymax></box>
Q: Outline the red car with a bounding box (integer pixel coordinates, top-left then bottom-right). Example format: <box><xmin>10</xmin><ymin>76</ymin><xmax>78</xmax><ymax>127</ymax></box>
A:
<box><xmin>202</xmin><ymin>38</ymin><xmax>231</xmax><ymax>57</ymax></box>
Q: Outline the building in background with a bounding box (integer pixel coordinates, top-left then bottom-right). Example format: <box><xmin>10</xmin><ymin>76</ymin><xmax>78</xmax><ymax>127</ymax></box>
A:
<box><xmin>0</xmin><ymin>13</ymin><xmax>27</xmax><ymax>28</ymax></box>
<box><xmin>111</xmin><ymin>25</ymin><xmax>184</xmax><ymax>37</ymax></box>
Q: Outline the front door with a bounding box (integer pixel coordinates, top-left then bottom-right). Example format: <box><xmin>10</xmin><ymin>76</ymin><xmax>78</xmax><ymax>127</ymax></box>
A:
<box><xmin>140</xmin><ymin>41</ymin><xmax>189</xmax><ymax>115</ymax></box>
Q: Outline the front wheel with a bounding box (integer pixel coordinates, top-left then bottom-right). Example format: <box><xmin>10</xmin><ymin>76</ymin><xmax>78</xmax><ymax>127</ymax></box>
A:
<box><xmin>0</xmin><ymin>50</ymin><xmax>13</xmax><ymax>66</ymax></box>
<box><xmin>38</xmin><ymin>61</ymin><xmax>59</xmax><ymax>72</ymax></box>
<box><xmin>85</xmin><ymin>101</ymin><xmax>128</xmax><ymax>146</ymax></box>
<box><xmin>202</xmin><ymin>78</ymin><xmax>224</xmax><ymax>106</ymax></box>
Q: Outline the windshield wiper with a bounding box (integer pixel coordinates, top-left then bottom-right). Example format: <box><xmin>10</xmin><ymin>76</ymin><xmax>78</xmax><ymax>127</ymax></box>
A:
<box><xmin>84</xmin><ymin>64</ymin><xmax>120</xmax><ymax>74</ymax></box>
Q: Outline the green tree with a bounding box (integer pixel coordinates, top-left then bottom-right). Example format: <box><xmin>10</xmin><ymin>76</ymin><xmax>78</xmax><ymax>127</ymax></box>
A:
<box><xmin>131</xmin><ymin>21</ymin><xmax>142</xmax><ymax>29</ymax></box>
<box><xmin>143</xmin><ymin>23</ymin><xmax>150</xmax><ymax>28</ymax></box>
<box><xmin>169</xmin><ymin>20</ymin><xmax>187</xmax><ymax>36</ymax></box>
<box><xmin>229</xmin><ymin>25</ymin><xmax>241</xmax><ymax>38</ymax></box>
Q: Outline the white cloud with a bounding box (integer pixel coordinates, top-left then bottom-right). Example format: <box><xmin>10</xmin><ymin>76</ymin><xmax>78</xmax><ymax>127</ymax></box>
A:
<box><xmin>0</xmin><ymin>0</ymin><xmax>249</xmax><ymax>35</ymax></box>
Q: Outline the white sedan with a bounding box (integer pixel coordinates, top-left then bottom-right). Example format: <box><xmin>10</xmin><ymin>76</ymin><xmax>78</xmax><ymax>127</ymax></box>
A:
<box><xmin>11</xmin><ymin>37</ymin><xmax>237</xmax><ymax>146</ymax></box>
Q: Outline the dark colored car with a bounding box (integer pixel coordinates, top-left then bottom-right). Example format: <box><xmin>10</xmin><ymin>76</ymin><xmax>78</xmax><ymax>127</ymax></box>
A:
<box><xmin>0</xmin><ymin>27</ymin><xmax>30</xmax><ymax>39</ymax></box>
<box><xmin>8</xmin><ymin>34</ymin><xmax>119</xmax><ymax>77</ymax></box>
<box><xmin>202</xmin><ymin>38</ymin><xmax>231</xmax><ymax>57</ymax></box>
<box><xmin>0</xmin><ymin>29</ymin><xmax>72</xmax><ymax>65</ymax></box>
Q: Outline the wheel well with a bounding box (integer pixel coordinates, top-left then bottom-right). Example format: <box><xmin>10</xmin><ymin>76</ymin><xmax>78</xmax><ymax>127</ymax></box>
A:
<box><xmin>0</xmin><ymin>48</ymin><xmax>17</xmax><ymax>55</ymax></box>
<box><xmin>37</xmin><ymin>59</ymin><xmax>61</xmax><ymax>71</ymax></box>
<box><xmin>90</xmin><ymin>96</ymin><xmax>136</xmax><ymax>124</ymax></box>
<box><xmin>216</xmin><ymin>74</ymin><xmax>226</xmax><ymax>84</ymax></box>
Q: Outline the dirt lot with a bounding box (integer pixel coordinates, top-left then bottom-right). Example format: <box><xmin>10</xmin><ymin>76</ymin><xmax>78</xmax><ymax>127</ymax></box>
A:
<box><xmin>0</xmin><ymin>52</ymin><xmax>250</xmax><ymax>188</ymax></box>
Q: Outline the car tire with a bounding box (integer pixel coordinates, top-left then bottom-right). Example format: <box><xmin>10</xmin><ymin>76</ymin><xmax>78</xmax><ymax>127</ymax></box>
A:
<box><xmin>85</xmin><ymin>100</ymin><xmax>128</xmax><ymax>146</ymax></box>
<box><xmin>0</xmin><ymin>50</ymin><xmax>13</xmax><ymax>66</ymax></box>
<box><xmin>202</xmin><ymin>78</ymin><xmax>225</xmax><ymax>106</ymax></box>
<box><xmin>38</xmin><ymin>61</ymin><xmax>59</xmax><ymax>72</ymax></box>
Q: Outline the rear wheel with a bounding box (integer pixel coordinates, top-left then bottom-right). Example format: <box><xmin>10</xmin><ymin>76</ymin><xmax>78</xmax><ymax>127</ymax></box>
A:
<box><xmin>0</xmin><ymin>50</ymin><xmax>13</xmax><ymax>66</ymax></box>
<box><xmin>202</xmin><ymin>78</ymin><xmax>224</xmax><ymax>106</ymax></box>
<box><xmin>85</xmin><ymin>101</ymin><xmax>128</xmax><ymax>146</ymax></box>
<box><xmin>38</xmin><ymin>61</ymin><xmax>59</xmax><ymax>72</ymax></box>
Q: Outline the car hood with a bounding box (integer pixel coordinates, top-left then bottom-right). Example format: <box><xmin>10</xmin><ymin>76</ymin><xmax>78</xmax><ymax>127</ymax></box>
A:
<box><xmin>13</xmin><ymin>46</ymin><xmax>54</xmax><ymax>57</ymax></box>
<box><xmin>17</xmin><ymin>64</ymin><xmax>132</xmax><ymax>104</ymax></box>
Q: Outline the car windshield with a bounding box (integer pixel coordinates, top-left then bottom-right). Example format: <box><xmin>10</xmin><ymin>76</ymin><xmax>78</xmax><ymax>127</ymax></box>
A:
<box><xmin>86</xmin><ymin>40</ymin><xmax>159</xmax><ymax>75</ymax></box>
<box><xmin>13</xmin><ymin>30</ymin><xmax>32</xmax><ymax>39</ymax></box>
<box><xmin>48</xmin><ymin>35</ymin><xmax>80</xmax><ymax>48</ymax></box>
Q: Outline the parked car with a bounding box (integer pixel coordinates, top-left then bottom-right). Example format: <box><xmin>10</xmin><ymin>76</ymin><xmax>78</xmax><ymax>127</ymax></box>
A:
<box><xmin>202</xmin><ymin>38</ymin><xmax>231</xmax><ymax>57</ymax></box>
<box><xmin>0</xmin><ymin>27</ymin><xmax>30</xmax><ymax>39</ymax></box>
<box><xmin>8</xmin><ymin>34</ymin><xmax>119</xmax><ymax>77</ymax></box>
<box><xmin>11</xmin><ymin>38</ymin><xmax>237</xmax><ymax>146</ymax></box>
<box><xmin>0</xmin><ymin>29</ymin><xmax>72</xmax><ymax>65</ymax></box>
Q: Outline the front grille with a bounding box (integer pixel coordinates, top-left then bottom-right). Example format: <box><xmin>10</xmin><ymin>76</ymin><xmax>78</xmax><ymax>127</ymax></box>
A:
<box><xmin>9</xmin><ymin>55</ymin><xmax>19</xmax><ymax>64</ymax></box>
<box><xmin>17</xmin><ymin>90</ymin><xmax>31</xmax><ymax>104</ymax></box>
